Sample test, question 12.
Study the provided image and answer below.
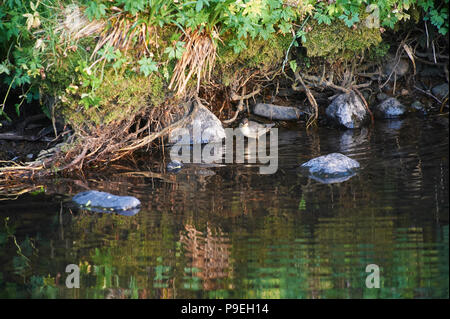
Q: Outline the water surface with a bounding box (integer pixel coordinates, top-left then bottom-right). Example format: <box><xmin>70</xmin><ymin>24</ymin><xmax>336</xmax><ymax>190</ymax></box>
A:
<box><xmin>0</xmin><ymin>115</ymin><xmax>448</xmax><ymax>298</ymax></box>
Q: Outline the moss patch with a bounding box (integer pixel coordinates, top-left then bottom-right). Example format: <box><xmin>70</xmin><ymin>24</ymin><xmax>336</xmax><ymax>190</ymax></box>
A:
<box><xmin>215</xmin><ymin>35</ymin><xmax>292</xmax><ymax>86</ymax></box>
<box><xmin>303</xmin><ymin>19</ymin><xmax>382</xmax><ymax>61</ymax></box>
<box><xmin>59</xmin><ymin>71</ymin><xmax>166</xmax><ymax>127</ymax></box>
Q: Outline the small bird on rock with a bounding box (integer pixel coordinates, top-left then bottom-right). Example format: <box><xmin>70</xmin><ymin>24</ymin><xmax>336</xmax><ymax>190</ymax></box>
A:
<box><xmin>167</xmin><ymin>160</ymin><xmax>183</xmax><ymax>173</ymax></box>
<box><xmin>239</xmin><ymin>118</ymin><xmax>275</xmax><ymax>139</ymax></box>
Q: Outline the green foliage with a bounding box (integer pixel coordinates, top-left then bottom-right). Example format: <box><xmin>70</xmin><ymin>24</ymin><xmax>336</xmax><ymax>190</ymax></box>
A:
<box><xmin>0</xmin><ymin>0</ymin><xmax>448</xmax><ymax>120</ymax></box>
<box><xmin>85</xmin><ymin>1</ymin><xmax>107</xmax><ymax>21</ymax></box>
<box><xmin>138</xmin><ymin>56</ymin><xmax>158</xmax><ymax>76</ymax></box>
<box><xmin>303</xmin><ymin>18</ymin><xmax>382</xmax><ymax>60</ymax></box>
<box><xmin>420</xmin><ymin>0</ymin><xmax>449</xmax><ymax>35</ymax></box>
<box><xmin>164</xmin><ymin>41</ymin><xmax>186</xmax><ymax>60</ymax></box>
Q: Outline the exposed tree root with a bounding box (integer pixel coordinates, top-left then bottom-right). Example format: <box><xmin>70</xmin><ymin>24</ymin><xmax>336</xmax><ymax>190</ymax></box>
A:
<box><xmin>294</xmin><ymin>72</ymin><xmax>318</xmax><ymax>129</ymax></box>
<box><xmin>0</xmin><ymin>97</ymin><xmax>201</xmax><ymax>185</ymax></box>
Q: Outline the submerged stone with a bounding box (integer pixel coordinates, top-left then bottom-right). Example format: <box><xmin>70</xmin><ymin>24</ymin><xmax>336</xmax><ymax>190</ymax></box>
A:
<box><xmin>326</xmin><ymin>92</ymin><xmax>369</xmax><ymax>129</ymax></box>
<box><xmin>167</xmin><ymin>160</ymin><xmax>183</xmax><ymax>173</ymax></box>
<box><xmin>72</xmin><ymin>191</ymin><xmax>141</xmax><ymax>214</ymax></box>
<box><xmin>307</xmin><ymin>172</ymin><xmax>357</xmax><ymax>184</ymax></box>
<box><xmin>373</xmin><ymin>97</ymin><xmax>406</xmax><ymax>119</ymax></box>
<box><xmin>300</xmin><ymin>153</ymin><xmax>360</xmax><ymax>181</ymax></box>
<box><xmin>411</xmin><ymin>101</ymin><xmax>427</xmax><ymax>115</ymax></box>
<box><xmin>253</xmin><ymin>103</ymin><xmax>303</xmax><ymax>121</ymax></box>
<box><xmin>169</xmin><ymin>104</ymin><xmax>225</xmax><ymax>144</ymax></box>
<box><xmin>432</xmin><ymin>83</ymin><xmax>449</xmax><ymax>100</ymax></box>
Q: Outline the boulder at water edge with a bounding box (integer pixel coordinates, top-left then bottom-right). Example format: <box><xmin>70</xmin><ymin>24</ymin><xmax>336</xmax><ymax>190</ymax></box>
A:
<box><xmin>169</xmin><ymin>104</ymin><xmax>225</xmax><ymax>144</ymax></box>
<box><xmin>326</xmin><ymin>92</ymin><xmax>369</xmax><ymax>129</ymax></box>
<box><xmin>167</xmin><ymin>160</ymin><xmax>183</xmax><ymax>173</ymax></box>
<box><xmin>373</xmin><ymin>97</ymin><xmax>406</xmax><ymax>119</ymax></box>
<box><xmin>72</xmin><ymin>191</ymin><xmax>141</xmax><ymax>215</ymax></box>
<box><xmin>253</xmin><ymin>103</ymin><xmax>303</xmax><ymax>121</ymax></box>
<box><xmin>432</xmin><ymin>83</ymin><xmax>449</xmax><ymax>100</ymax></box>
<box><xmin>300</xmin><ymin>153</ymin><xmax>360</xmax><ymax>184</ymax></box>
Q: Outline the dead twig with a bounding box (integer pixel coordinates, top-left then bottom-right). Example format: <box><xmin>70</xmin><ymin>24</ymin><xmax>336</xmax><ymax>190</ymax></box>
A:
<box><xmin>294</xmin><ymin>72</ymin><xmax>318</xmax><ymax>128</ymax></box>
<box><xmin>413</xmin><ymin>86</ymin><xmax>443</xmax><ymax>104</ymax></box>
<box><xmin>223</xmin><ymin>85</ymin><xmax>262</xmax><ymax>124</ymax></box>
<box><xmin>353</xmin><ymin>87</ymin><xmax>374</xmax><ymax>125</ymax></box>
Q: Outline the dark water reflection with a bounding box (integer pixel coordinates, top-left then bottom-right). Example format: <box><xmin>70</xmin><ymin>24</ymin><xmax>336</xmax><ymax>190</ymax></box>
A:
<box><xmin>0</xmin><ymin>116</ymin><xmax>448</xmax><ymax>298</ymax></box>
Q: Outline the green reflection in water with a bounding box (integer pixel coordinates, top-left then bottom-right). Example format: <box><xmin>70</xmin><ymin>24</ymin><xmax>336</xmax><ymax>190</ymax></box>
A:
<box><xmin>0</xmin><ymin>210</ymin><xmax>448</xmax><ymax>299</ymax></box>
<box><xmin>0</xmin><ymin>116</ymin><xmax>448</xmax><ymax>299</ymax></box>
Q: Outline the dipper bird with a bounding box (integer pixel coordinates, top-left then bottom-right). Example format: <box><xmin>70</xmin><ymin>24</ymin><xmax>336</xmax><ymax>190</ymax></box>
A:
<box><xmin>239</xmin><ymin>118</ymin><xmax>275</xmax><ymax>139</ymax></box>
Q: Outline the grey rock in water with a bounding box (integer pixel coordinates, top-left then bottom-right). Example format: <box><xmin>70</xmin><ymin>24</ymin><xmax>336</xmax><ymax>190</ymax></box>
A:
<box><xmin>307</xmin><ymin>172</ymin><xmax>357</xmax><ymax>184</ymax></box>
<box><xmin>300</xmin><ymin>153</ymin><xmax>360</xmax><ymax>178</ymax></box>
<box><xmin>431</xmin><ymin>83</ymin><xmax>449</xmax><ymax>100</ymax></box>
<box><xmin>411</xmin><ymin>100</ymin><xmax>427</xmax><ymax>114</ymax></box>
<box><xmin>373</xmin><ymin>97</ymin><xmax>406</xmax><ymax>119</ymax></box>
<box><xmin>167</xmin><ymin>160</ymin><xmax>183</xmax><ymax>173</ymax></box>
<box><xmin>169</xmin><ymin>104</ymin><xmax>225</xmax><ymax>144</ymax></box>
<box><xmin>326</xmin><ymin>92</ymin><xmax>369</xmax><ymax>129</ymax></box>
<box><xmin>72</xmin><ymin>191</ymin><xmax>141</xmax><ymax>213</ymax></box>
<box><xmin>383</xmin><ymin>55</ymin><xmax>409</xmax><ymax>78</ymax></box>
<box><xmin>253</xmin><ymin>103</ymin><xmax>303</xmax><ymax>121</ymax></box>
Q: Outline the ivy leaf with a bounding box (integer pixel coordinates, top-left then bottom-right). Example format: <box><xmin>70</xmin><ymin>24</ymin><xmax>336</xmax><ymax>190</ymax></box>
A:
<box><xmin>314</xmin><ymin>11</ymin><xmax>331</xmax><ymax>25</ymax></box>
<box><xmin>164</xmin><ymin>41</ymin><xmax>185</xmax><ymax>60</ymax></box>
<box><xmin>289</xmin><ymin>60</ymin><xmax>297</xmax><ymax>73</ymax></box>
<box><xmin>339</xmin><ymin>10</ymin><xmax>359</xmax><ymax>28</ymax></box>
<box><xmin>138</xmin><ymin>57</ymin><xmax>158</xmax><ymax>76</ymax></box>
<box><xmin>296</xmin><ymin>29</ymin><xmax>307</xmax><ymax>43</ymax></box>
<box><xmin>0</xmin><ymin>62</ymin><xmax>10</xmax><ymax>75</ymax></box>
<box><xmin>279</xmin><ymin>21</ymin><xmax>291</xmax><ymax>34</ymax></box>
<box><xmin>85</xmin><ymin>2</ymin><xmax>107</xmax><ymax>21</ymax></box>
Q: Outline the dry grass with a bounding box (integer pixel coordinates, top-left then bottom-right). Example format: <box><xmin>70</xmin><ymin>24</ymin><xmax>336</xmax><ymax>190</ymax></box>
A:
<box><xmin>56</xmin><ymin>5</ymin><xmax>105</xmax><ymax>40</ymax></box>
<box><xmin>57</xmin><ymin>5</ymin><xmax>156</xmax><ymax>61</ymax></box>
<box><xmin>90</xmin><ymin>13</ymin><xmax>156</xmax><ymax>59</ymax></box>
<box><xmin>169</xmin><ymin>30</ymin><xmax>218</xmax><ymax>96</ymax></box>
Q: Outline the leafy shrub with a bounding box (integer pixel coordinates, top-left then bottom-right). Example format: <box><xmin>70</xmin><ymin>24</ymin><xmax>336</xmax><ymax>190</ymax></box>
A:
<box><xmin>0</xmin><ymin>0</ymin><xmax>448</xmax><ymax>120</ymax></box>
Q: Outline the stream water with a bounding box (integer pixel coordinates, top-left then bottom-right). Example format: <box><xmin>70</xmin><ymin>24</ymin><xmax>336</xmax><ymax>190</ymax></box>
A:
<box><xmin>0</xmin><ymin>115</ymin><xmax>448</xmax><ymax>299</ymax></box>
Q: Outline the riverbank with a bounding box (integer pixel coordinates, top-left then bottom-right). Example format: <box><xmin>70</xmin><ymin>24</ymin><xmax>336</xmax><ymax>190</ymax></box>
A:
<box><xmin>0</xmin><ymin>1</ymin><xmax>449</xmax><ymax>184</ymax></box>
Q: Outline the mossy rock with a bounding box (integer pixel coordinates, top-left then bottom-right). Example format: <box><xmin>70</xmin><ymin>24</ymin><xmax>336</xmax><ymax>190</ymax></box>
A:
<box><xmin>58</xmin><ymin>71</ymin><xmax>166</xmax><ymax>127</ymax></box>
<box><xmin>215</xmin><ymin>35</ymin><xmax>292</xmax><ymax>86</ymax></box>
<box><xmin>303</xmin><ymin>19</ymin><xmax>382</xmax><ymax>61</ymax></box>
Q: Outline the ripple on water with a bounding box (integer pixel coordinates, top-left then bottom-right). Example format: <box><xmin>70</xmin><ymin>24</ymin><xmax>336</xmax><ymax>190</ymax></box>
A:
<box><xmin>0</xmin><ymin>116</ymin><xmax>447</xmax><ymax>298</ymax></box>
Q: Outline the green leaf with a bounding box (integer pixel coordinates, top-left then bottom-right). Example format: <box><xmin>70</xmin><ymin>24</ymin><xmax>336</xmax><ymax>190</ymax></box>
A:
<box><xmin>0</xmin><ymin>62</ymin><xmax>10</xmax><ymax>75</ymax></box>
<box><xmin>85</xmin><ymin>2</ymin><xmax>107</xmax><ymax>21</ymax></box>
<box><xmin>289</xmin><ymin>60</ymin><xmax>297</xmax><ymax>73</ymax></box>
<box><xmin>314</xmin><ymin>11</ymin><xmax>332</xmax><ymax>25</ymax></box>
<box><xmin>279</xmin><ymin>21</ymin><xmax>292</xmax><ymax>34</ymax></box>
<box><xmin>138</xmin><ymin>57</ymin><xmax>158</xmax><ymax>76</ymax></box>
